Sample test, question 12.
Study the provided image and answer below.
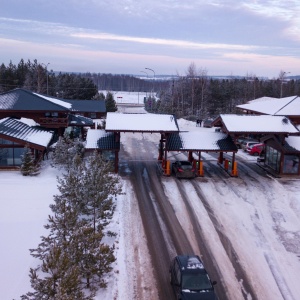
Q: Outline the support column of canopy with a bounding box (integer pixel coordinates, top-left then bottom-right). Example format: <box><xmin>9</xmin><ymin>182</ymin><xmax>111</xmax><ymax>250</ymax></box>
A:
<box><xmin>114</xmin><ymin>132</ymin><xmax>120</xmax><ymax>173</ymax></box>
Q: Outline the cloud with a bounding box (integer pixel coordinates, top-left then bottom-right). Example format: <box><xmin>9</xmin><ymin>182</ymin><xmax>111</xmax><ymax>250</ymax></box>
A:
<box><xmin>71</xmin><ymin>32</ymin><xmax>262</xmax><ymax>51</ymax></box>
<box><xmin>0</xmin><ymin>0</ymin><xmax>299</xmax><ymax>77</ymax></box>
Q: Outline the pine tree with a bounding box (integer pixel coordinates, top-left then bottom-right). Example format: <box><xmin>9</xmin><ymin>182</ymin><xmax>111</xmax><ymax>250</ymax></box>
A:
<box><xmin>92</xmin><ymin>91</ymin><xmax>105</xmax><ymax>100</ymax></box>
<box><xmin>105</xmin><ymin>91</ymin><xmax>118</xmax><ymax>112</ymax></box>
<box><xmin>20</xmin><ymin>144</ymin><xmax>40</xmax><ymax>176</ymax></box>
<box><xmin>80</xmin><ymin>151</ymin><xmax>123</xmax><ymax>232</ymax></box>
<box><xmin>21</xmin><ymin>245</ymin><xmax>94</xmax><ymax>300</ymax></box>
<box><xmin>51</xmin><ymin>136</ymin><xmax>84</xmax><ymax>170</ymax></box>
<box><xmin>23</xmin><ymin>152</ymin><xmax>122</xmax><ymax>298</ymax></box>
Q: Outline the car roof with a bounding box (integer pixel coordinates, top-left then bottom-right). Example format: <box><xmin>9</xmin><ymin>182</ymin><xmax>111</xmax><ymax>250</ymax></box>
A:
<box><xmin>176</xmin><ymin>255</ymin><xmax>205</xmax><ymax>271</ymax></box>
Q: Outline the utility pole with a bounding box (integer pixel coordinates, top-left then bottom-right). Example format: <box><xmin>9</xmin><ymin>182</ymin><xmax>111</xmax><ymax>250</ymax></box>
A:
<box><xmin>42</xmin><ymin>62</ymin><xmax>50</xmax><ymax>95</ymax></box>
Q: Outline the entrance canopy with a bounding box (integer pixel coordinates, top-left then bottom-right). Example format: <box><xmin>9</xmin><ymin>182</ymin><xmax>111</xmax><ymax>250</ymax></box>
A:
<box><xmin>213</xmin><ymin>114</ymin><xmax>299</xmax><ymax>135</ymax></box>
<box><xmin>105</xmin><ymin>112</ymin><xmax>179</xmax><ymax>133</ymax></box>
<box><xmin>167</xmin><ymin>132</ymin><xmax>237</xmax><ymax>152</ymax></box>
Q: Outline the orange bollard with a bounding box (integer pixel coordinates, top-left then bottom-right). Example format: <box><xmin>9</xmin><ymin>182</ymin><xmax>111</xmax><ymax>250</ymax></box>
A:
<box><xmin>224</xmin><ymin>159</ymin><xmax>229</xmax><ymax>171</ymax></box>
<box><xmin>231</xmin><ymin>161</ymin><xmax>238</xmax><ymax>177</ymax></box>
<box><xmin>165</xmin><ymin>160</ymin><xmax>171</xmax><ymax>176</ymax></box>
<box><xmin>198</xmin><ymin>161</ymin><xmax>204</xmax><ymax>176</ymax></box>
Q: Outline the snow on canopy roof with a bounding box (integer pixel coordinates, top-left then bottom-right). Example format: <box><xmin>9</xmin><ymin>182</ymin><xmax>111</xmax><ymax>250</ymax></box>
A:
<box><xmin>85</xmin><ymin>129</ymin><xmax>118</xmax><ymax>150</ymax></box>
<box><xmin>236</xmin><ymin>96</ymin><xmax>299</xmax><ymax>116</ymax></box>
<box><xmin>286</xmin><ymin>136</ymin><xmax>300</xmax><ymax>151</ymax></box>
<box><xmin>105</xmin><ymin>112</ymin><xmax>179</xmax><ymax>132</ymax></box>
<box><xmin>0</xmin><ymin>118</ymin><xmax>53</xmax><ymax>147</ymax></box>
<box><xmin>33</xmin><ymin>93</ymin><xmax>72</xmax><ymax>109</ymax></box>
<box><xmin>276</xmin><ymin>97</ymin><xmax>300</xmax><ymax>116</ymax></box>
<box><xmin>168</xmin><ymin>131</ymin><xmax>237</xmax><ymax>151</ymax></box>
<box><xmin>219</xmin><ymin>114</ymin><xmax>299</xmax><ymax>133</ymax></box>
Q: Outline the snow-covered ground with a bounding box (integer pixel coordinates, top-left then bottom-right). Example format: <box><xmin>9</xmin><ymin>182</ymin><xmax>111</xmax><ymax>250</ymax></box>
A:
<box><xmin>1</xmin><ymin>102</ymin><xmax>300</xmax><ymax>299</ymax></box>
<box><xmin>100</xmin><ymin>90</ymin><xmax>157</xmax><ymax>105</ymax></box>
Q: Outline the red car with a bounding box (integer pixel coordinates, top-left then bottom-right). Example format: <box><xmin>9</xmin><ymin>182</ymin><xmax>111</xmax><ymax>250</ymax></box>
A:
<box><xmin>247</xmin><ymin>143</ymin><xmax>265</xmax><ymax>156</ymax></box>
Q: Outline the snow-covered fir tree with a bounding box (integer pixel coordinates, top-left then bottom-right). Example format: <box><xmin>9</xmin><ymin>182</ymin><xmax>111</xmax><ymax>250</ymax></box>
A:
<box><xmin>21</xmin><ymin>246</ymin><xmax>94</xmax><ymax>300</ymax></box>
<box><xmin>105</xmin><ymin>91</ymin><xmax>117</xmax><ymax>112</ymax></box>
<box><xmin>23</xmin><ymin>151</ymin><xmax>123</xmax><ymax>298</ymax></box>
<box><xmin>20</xmin><ymin>144</ymin><xmax>40</xmax><ymax>176</ymax></box>
<box><xmin>80</xmin><ymin>151</ymin><xmax>123</xmax><ymax>232</ymax></box>
<box><xmin>51</xmin><ymin>136</ymin><xmax>84</xmax><ymax>170</ymax></box>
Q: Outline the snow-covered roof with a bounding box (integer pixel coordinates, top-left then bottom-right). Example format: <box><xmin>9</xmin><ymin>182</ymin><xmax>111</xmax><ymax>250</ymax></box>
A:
<box><xmin>219</xmin><ymin>114</ymin><xmax>299</xmax><ymax>134</ymax></box>
<box><xmin>285</xmin><ymin>136</ymin><xmax>300</xmax><ymax>151</ymax></box>
<box><xmin>0</xmin><ymin>88</ymin><xmax>105</xmax><ymax>113</ymax></box>
<box><xmin>0</xmin><ymin>117</ymin><xmax>54</xmax><ymax>148</ymax></box>
<box><xmin>33</xmin><ymin>93</ymin><xmax>72</xmax><ymax>109</ymax></box>
<box><xmin>236</xmin><ymin>96</ymin><xmax>300</xmax><ymax>116</ymax></box>
<box><xmin>167</xmin><ymin>132</ymin><xmax>237</xmax><ymax>151</ymax></box>
<box><xmin>85</xmin><ymin>129</ymin><xmax>119</xmax><ymax>150</ymax></box>
<box><xmin>105</xmin><ymin>112</ymin><xmax>179</xmax><ymax>132</ymax></box>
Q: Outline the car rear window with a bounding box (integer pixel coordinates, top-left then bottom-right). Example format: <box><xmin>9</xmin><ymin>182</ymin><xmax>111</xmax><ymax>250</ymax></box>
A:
<box><xmin>182</xmin><ymin>273</ymin><xmax>212</xmax><ymax>290</ymax></box>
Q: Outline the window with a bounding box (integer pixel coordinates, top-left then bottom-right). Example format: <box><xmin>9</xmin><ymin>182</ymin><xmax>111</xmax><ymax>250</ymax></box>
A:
<box><xmin>265</xmin><ymin>145</ymin><xmax>281</xmax><ymax>172</ymax></box>
<box><xmin>90</xmin><ymin>112</ymin><xmax>97</xmax><ymax>119</ymax></box>
<box><xmin>182</xmin><ymin>273</ymin><xmax>212</xmax><ymax>290</ymax></box>
<box><xmin>283</xmin><ymin>155</ymin><xmax>299</xmax><ymax>174</ymax></box>
<box><xmin>0</xmin><ymin>138</ymin><xmax>25</xmax><ymax>166</ymax></box>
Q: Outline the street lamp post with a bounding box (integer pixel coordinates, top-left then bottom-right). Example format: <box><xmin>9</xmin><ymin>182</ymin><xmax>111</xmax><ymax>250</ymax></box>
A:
<box><xmin>280</xmin><ymin>71</ymin><xmax>290</xmax><ymax>98</ymax></box>
<box><xmin>145</xmin><ymin>67</ymin><xmax>155</xmax><ymax>97</ymax></box>
<box><xmin>140</xmin><ymin>71</ymin><xmax>149</xmax><ymax>99</ymax></box>
<box><xmin>42</xmin><ymin>63</ymin><xmax>50</xmax><ymax>95</ymax></box>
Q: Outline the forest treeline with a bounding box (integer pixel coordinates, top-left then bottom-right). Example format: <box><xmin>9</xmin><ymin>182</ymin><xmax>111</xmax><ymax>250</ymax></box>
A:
<box><xmin>1</xmin><ymin>60</ymin><xmax>299</xmax><ymax>119</ymax></box>
<box><xmin>0</xmin><ymin>59</ymin><xmax>158</xmax><ymax>99</ymax></box>
<box><xmin>146</xmin><ymin>63</ymin><xmax>300</xmax><ymax>119</ymax></box>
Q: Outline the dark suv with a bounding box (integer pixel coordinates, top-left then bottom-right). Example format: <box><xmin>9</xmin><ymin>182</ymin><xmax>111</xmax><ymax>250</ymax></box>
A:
<box><xmin>169</xmin><ymin>255</ymin><xmax>217</xmax><ymax>300</ymax></box>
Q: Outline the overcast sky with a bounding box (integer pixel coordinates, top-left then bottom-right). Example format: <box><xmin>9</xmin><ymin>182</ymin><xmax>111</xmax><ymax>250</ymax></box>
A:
<box><xmin>1</xmin><ymin>0</ymin><xmax>299</xmax><ymax>78</ymax></box>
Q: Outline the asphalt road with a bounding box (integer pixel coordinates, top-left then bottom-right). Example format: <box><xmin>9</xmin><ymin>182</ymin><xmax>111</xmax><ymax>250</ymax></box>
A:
<box><xmin>117</xmin><ymin>124</ymin><xmax>285</xmax><ymax>300</ymax></box>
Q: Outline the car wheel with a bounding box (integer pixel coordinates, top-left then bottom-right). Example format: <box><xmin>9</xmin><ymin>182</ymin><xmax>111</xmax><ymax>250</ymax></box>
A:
<box><xmin>253</xmin><ymin>152</ymin><xmax>259</xmax><ymax>156</ymax></box>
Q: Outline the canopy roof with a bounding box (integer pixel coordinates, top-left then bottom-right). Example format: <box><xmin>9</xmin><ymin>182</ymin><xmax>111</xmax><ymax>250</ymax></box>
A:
<box><xmin>105</xmin><ymin>112</ymin><xmax>179</xmax><ymax>133</ymax></box>
<box><xmin>236</xmin><ymin>96</ymin><xmax>300</xmax><ymax>116</ymax></box>
<box><xmin>85</xmin><ymin>129</ymin><xmax>119</xmax><ymax>150</ymax></box>
<box><xmin>214</xmin><ymin>114</ymin><xmax>300</xmax><ymax>135</ymax></box>
<box><xmin>167</xmin><ymin>132</ymin><xmax>237</xmax><ymax>152</ymax></box>
<box><xmin>0</xmin><ymin>117</ymin><xmax>54</xmax><ymax>149</ymax></box>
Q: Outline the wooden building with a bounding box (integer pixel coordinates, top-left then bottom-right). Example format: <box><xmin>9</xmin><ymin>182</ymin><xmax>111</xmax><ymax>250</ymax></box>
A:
<box><xmin>213</xmin><ymin>114</ymin><xmax>300</xmax><ymax>176</ymax></box>
<box><xmin>0</xmin><ymin>88</ymin><xmax>106</xmax><ymax>169</ymax></box>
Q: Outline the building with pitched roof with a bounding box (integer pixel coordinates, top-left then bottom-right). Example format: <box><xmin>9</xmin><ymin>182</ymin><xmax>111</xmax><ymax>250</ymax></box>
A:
<box><xmin>213</xmin><ymin>114</ymin><xmax>300</xmax><ymax>176</ymax></box>
<box><xmin>0</xmin><ymin>117</ymin><xmax>54</xmax><ymax>168</ymax></box>
<box><xmin>0</xmin><ymin>88</ymin><xmax>106</xmax><ymax>134</ymax></box>
<box><xmin>236</xmin><ymin>95</ymin><xmax>300</xmax><ymax>125</ymax></box>
<box><xmin>0</xmin><ymin>88</ymin><xmax>106</xmax><ymax>169</ymax></box>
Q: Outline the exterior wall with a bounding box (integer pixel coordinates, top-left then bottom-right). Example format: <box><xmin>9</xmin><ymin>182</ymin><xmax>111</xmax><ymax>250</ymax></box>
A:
<box><xmin>0</xmin><ymin>138</ymin><xmax>24</xmax><ymax>167</ymax></box>
<box><xmin>264</xmin><ymin>141</ymin><xmax>300</xmax><ymax>175</ymax></box>
<box><xmin>0</xmin><ymin>137</ymin><xmax>47</xmax><ymax>169</ymax></box>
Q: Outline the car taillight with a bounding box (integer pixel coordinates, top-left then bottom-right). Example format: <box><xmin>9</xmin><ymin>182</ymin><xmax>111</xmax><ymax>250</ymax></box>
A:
<box><xmin>178</xmin><ymin>168</ymin><xmax>184</xmax><ymax>172</ymax></box>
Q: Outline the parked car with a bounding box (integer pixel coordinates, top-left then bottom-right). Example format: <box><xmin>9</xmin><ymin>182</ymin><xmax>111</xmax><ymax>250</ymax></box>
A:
<box><xmin>169</xmin><ymin>255</ymin><xmax>217</xmax><ymax>300</ymax></box>
<box><xmin>172</xmin><ymin>161</ymin><xmax>196</xmax><ymax>179</ymax></box>
<box><xmin>235</xmin><ymin>137</ymin><xmax>248</xmax><ymax>149</ymax></box>
<box><xmin>203</xmin><ymin>118</ymin><xmax>214</xmax><ymax>128</ymax></box>
<box><xmin>247</xmin><ymin>143</ymin><xmax>265</xmax><ymax>156</ymax></box>
<box><xmin>241</xmin><ymin>140</ymin><xmax>260</xmax><ymax>151</ymax></box>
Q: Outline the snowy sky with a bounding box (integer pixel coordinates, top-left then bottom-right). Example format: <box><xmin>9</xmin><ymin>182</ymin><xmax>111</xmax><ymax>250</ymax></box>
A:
<box><xmin>1</xmin><ymin>0</ymin><xmax>300</xmax><ymax>78</ymax></box>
